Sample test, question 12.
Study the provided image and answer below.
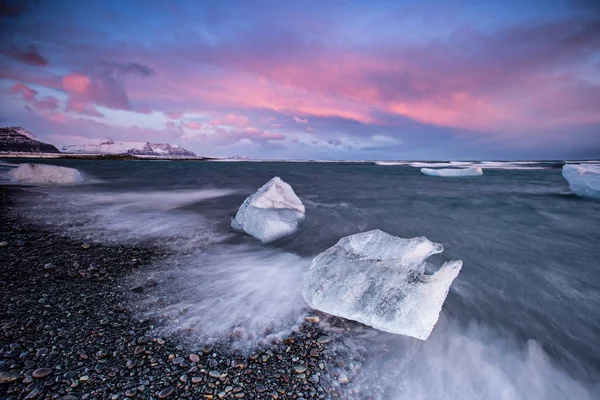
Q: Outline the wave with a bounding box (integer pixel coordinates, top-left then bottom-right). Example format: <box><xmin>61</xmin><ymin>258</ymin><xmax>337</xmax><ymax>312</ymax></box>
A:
<box><xmin>19</xmin><ymin>188</ymin><xmax>239</xmax><ymax>249</ymax></box>
<box><xmin>134</xmin><ymin>245</ymin><xmax>311</xmax><ymax>347</ymax></box>
<box><xmin>333</xmin><ymin>318</ymin><xmax>599</xmax><ymax>400</ymax></box>
<box><xmin>375</xmin><ymin>160</ymin><xmax>553</xmax><ymax>170</ymax></box>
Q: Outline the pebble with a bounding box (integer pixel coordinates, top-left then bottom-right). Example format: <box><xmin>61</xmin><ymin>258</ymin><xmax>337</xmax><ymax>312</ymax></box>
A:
<box><xmin>173</xmin><ymin>356</ymin><xmax>184</xmax><ymax>365</ymax></box>
<box><xmin>317</xmin><ymin>336</ymin><xmax>330</xmax><ymax>344</ymax></box>
<box><xmin>44</xmin><ymin>262</ymin><xmax>55</xmax><ymax>270</ymax></box>
<box><xmin>209</xmin><ymin>370</ymin><xmax>221</xmax><ymax>378</ymax></box>
<box><xmin>134</xmin><ymin>345</ymin><xmax>146</xmax><ymax>355</ymax></box>
<box><xmin>32</xmin><ymin>367</ymin><xmax>53</xmax><ymax>379</ymax></box>
<box><xmin>338</xmin><ymin>373</ymin><xmax>349</xmax><ymax>384</ymax></box>
<box><xmin>293</xmin><ymin>365</ymin><xmax>307</xmax><ymax>374</ymax></box>
<box><xmin>0</xmin><ymin>241</ymin><xmax>8</xmax><ymax>247</ymax></box>
<box><xmin>0</xmin><ymin>371</ymin><xmax>20</xmax><ymax>383</ymax></box>
<box><xmin>81</xmin><ymin>243</ymin><xmax>90</xmax><ymax>249</ymax></box>
<box><xmin>24</xmin><ymin>389</ymin><xmax>40</xmax><ymax>399</ymax></box>
<box><xmin>36</xmin><ymin>347</ymin><xmax>48</xmax><ymax>358</ymax></box>
<box><xmin>304</xmin><ymin>316</ymin><xmax>320</xmax><ymax>323</ymax></box>
<box><xmin>114</xmin><ymin>304</ymin><xmax>126</xmax><ymax>312</ymax></box>
<box><xmin>158</xmin><ymin>386</ymin><xmax>174</xmax><ymax>398</ymax></box>
<box><xmin>189</xmin><ymin>353</ymin><xmax>200</xmax><ymax>363</ymax></box>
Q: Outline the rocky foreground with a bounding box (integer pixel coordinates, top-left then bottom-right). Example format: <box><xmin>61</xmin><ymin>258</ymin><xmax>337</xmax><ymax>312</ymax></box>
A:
<box><xmin>0</xmin><ymin>187</ymin><xmax>350</xmax><ymax>400</ymax></box>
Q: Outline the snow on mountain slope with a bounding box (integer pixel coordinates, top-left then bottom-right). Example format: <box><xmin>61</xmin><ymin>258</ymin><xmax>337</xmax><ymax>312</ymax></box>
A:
<box><xmin>61</xmin><ymin>138</ymin><xmax>196</xmax><ymax>157</ymax></box>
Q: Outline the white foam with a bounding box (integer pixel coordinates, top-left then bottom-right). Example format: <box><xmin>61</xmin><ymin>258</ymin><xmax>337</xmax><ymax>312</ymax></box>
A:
<box><xmin>8</xmin><ymin>163</ymin><xmax>83</xmax><ymax>185</ymax></box>
<box><xmin>421</xmin><ymin>167</ymin><xmax>483</xmax><ymax>177</ymax></box>
<box><xmin>477</xmin><ymin>162</ymin><xmax>548</xmax><ymax>170</ymax></box>
<box><xmin>341</xmin><ymin>320</ymin><xmax>598</xmax><ymax>400</ymax></box>
<box><xmin>139</xmin><ymin>245</ymin><xmax>310</xmax><ymax>346</ymax></box>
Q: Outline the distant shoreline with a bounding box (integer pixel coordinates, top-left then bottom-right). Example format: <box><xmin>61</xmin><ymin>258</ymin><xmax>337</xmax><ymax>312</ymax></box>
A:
<box><xmin>0</xmin><ymin>152</ymin><xmax>218</xmax><ymax>161</ymax></box>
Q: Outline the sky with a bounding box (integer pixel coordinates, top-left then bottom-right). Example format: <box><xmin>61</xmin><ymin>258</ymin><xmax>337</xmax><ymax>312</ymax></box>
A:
<box><xmin>1</xmin><ymin>0</ymin><xmax>599</xmax><ymax>160</ymax></box>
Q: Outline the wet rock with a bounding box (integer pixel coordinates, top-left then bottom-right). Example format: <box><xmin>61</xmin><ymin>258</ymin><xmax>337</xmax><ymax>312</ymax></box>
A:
<box><xmin>36</xmin><ymin>347</ymin><xmax>48</xmax><ymax>358</ymax></box>
<box><xmin>158</xmin><ymin>386</ymin><xmax>174</xmax><ymax>398</ymax></box>
<box><xmin>32</xmin><ymin>367</ymin><xmax>53</xmax><ymax>379</ymax></box>
<box><xmin>0</xmin><ymin>370</ymin><xmax>20</xmax><ymax>383</ymax></box>
<box><xmin>293</xmin><ymin>365</ymin><xmax>307</xmax><ymax>374</ymax></box>
<box><xmin>189</xmin><ymin>353</ymin><xmax>200</xmax><ymax>363</ymax></box>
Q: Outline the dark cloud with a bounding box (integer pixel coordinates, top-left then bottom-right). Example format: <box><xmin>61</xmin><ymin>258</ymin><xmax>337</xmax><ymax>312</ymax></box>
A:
<box><xmin>1</xmin><ymin>45</ymin><xmax>48</xmax><ymax>66</ymax></box>
<box><xmin>99</xmin><ymin>61</ymin><xmax>156</xmax><ymax>77</ymax></box>
<box><xmin>0</xmin><ymin>0</ymin><xmax>39</xmax><ymax>18</ymax></box>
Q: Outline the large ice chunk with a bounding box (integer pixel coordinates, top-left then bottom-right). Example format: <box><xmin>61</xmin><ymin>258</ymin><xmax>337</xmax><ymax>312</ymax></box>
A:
<box><xmin>421</xmin><ymin>167</ymin><xmax>483</xmax><ymax>177</ymax></box>
<box><xmin>302</xmin><ymin>229</ymin><xmax>462</xmax><ymax>340</ymax></box>
<box><xmin>231</xmin><ymin>177</ymin><xmax>305</xmax><ymax>243</ymax></box>
<box><xmin>562</xmin><ymin>164</ymin><xmax>600</xmax><ymax>199</ymax></box>
<box><xmin>8</xmin><ymin>163</ymin><xmax>83</xmax><ymax>185</ymax></box>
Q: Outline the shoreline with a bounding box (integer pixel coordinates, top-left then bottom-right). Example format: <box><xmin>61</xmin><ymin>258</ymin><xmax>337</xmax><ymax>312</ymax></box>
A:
<box><xmin>0</xmin><ymin>186</ymin><xmax>342</xmax><ymax>399</ymax></box>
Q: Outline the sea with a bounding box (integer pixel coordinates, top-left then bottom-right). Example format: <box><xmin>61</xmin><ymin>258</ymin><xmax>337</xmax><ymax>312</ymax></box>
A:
<box><xmin>1</xmin><ymin>158</ymin><xmax>600</xmax><ymax>399</ymax></box>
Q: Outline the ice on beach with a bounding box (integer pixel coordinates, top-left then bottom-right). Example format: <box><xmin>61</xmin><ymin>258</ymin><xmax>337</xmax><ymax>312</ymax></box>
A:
<box><xmin>421</xmin><ymin>167</ymin><xmax>483</xmax><ymax>177</ymax></box>
<box><xmin>231</xmin><ymin>177</ymin><xmax>305</xmax><ymax>243</ymax></box>
<box><xmin>302</xmin><ymin>229</ymin><xmax>462</xmax><ymax>340</ymax></box>
<box><xmin>8</xmin><ymin>163</ymin><xmax>83</xmax><ymax>185</ymax></box>
<box><xmin>562</xmin><ymin>164</ymin><xmax>600</xmax><ymax>199</ymax></box>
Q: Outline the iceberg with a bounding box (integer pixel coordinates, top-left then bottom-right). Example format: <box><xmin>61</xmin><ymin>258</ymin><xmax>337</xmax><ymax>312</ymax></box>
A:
<box><xmin>8</xmin><ymin>163</ymin><xmax>83</xmax><ymax>185</ymax></box>
<box><xmin>562</xmin><ymin>164</ymin><xmax>600</xmax><ymax>199</ymax></box>
<box><xmin>421</xmin><ymin>167</ymin><xmax>483</xmax><ymax>177</ymax></box>
<box><xmin>231</xmin><ymin>177</ymin><xmax>305</xmax><ymax>243</ymax></box>
<box><xmin>302</xmin><ymin>229</ymin><xmax>462</xmax><ymax>340</ymax></box>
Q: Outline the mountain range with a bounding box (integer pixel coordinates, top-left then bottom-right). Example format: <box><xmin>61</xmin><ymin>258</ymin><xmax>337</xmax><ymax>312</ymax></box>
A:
<box><xmin>0</xmin><ymin>127</ymin><xmax>196</xmax><ymax>157</ymax></box>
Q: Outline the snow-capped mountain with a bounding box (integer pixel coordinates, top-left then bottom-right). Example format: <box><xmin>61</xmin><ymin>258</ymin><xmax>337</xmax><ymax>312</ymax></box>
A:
<box><xmin>0</xmin><ymin>127</ymin><xmax>60</xmax><ymax>153</ymax></box>
<box><xmin>61</xmin><ymin>138</ymin><xmax>196</xmax><ymax>157</ymax></box>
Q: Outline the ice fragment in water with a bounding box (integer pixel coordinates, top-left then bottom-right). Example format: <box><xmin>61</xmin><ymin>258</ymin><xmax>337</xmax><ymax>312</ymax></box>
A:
<box><xmin>421</xmin><ymin>167</ymin><xmax>483</xmax><ymax>177</ymax></box>
<box><xmin>562</xmin><ymin>164</ymin><xmax>600</xmax><ymax>199</ymax></box>
<box><xmin>231</xmin><ymin>177</ymin><xmax>305</xmax><ymax>243</ymax></box>
<box><xmin>8</xmin><ymin>163</ymin><xmax>83</xmax><ymax>185</ymax></box>
<box><xmin>302</xmin><ymin>229</ymin><xmax>462</xmax><ymax>340</ymax></box>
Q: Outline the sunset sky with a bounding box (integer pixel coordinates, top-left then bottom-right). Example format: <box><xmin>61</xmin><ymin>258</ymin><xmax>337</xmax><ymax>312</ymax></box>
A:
<box><xmin>1</xmin><ymin>0</ymin><xmax>599</xmax><ymax>159</ymax></box>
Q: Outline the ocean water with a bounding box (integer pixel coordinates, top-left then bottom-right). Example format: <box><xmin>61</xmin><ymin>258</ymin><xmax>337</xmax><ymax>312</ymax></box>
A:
<box><xmin>2</xmin><ymin>159</ymin><xmax>600</xmax><ymax>399</ymax></box>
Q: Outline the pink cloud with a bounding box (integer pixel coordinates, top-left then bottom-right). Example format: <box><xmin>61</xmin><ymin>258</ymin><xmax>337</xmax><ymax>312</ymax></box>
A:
<box><xmin>11</xmin><ymin>82</ymin><xmax>60</xmax><ymax>110</ymax></box>
<box><xmin>165</xmin><ymin>111</ymin><xmax>183</xmax><ymax>119</ymax></box>
<box><xmin>135</xmin><ymin>18</ymin><xmax>598</xmax><ymax>134</ymax></box>
<box><xmin>293</xmin><ymin>116</ymin><xmax>307</xmax><ymax>124</ymax></box>
<box><xmin>183</xmin><ymin>124</ymin><xmax>285</xmax><ymax>146</ymax></box>
<box><xmin>183</xmin><ymin>121</ymin><xmax>203</xmax><ymax>130</ymax></box>
<box><xmin>61</xmin><ymin>71</ymin><xmax>151</xmax><ymax>116</ymax></box>
<box><xmin>210</xmin><ymin>112</ymin><xmax>250</xmax><ymax>128</ymax></box>
<box><xmin>62</xmin><ymin>73</ymin><xmax>91</xmax><ymax>93</ymax></box>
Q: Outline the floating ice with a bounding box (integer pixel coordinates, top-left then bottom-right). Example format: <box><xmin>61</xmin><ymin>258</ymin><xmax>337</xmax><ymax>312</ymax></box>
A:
<box><xmin>231</xmin><ymin>177</ymin><xmax>305</xmax><ymax>243</ymax></box>
<box><xmin>421</xmin><ymin>167</ymin><xmax>483</xmax><ymax>177</ymax></box>
<box><xmin>8</xmin><ymin>163</ymin><xmax>83</xmax><ymax>185</ymax></box>
<box><xmin>302</xmin><ymin>229</ymin><xmax>462</xmax><ymax>340</ymax></box>
<box><xmin>562</xmin><ymin>164</ymin><xmax>600</xmax><ymax>199</ymax></box>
